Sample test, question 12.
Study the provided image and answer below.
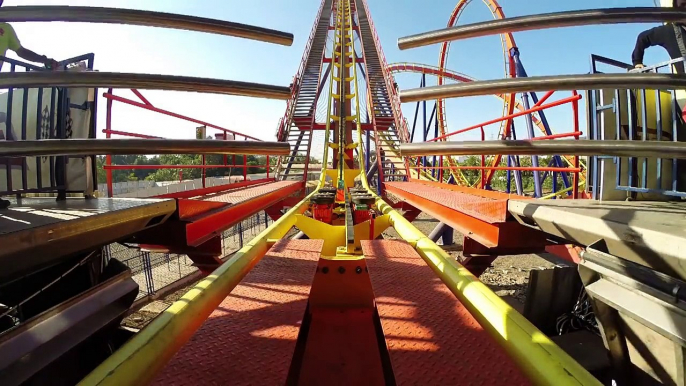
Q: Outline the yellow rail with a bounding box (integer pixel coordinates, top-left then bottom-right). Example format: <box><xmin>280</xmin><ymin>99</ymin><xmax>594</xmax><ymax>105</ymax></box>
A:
<box><xmin>349</xmin><ymin>7</ymin><xmax>598</xmax><ymax>385</ymax></box>
<box><xmin>79</xmin><ymin>7</ymin><xmax>344</xmax><ymax>386</ymax></box>
<box><xmin>81</xmin><ymin>1</ymin><xmax>598</xmax><ymax>385</ymax></box>
<box><xmin>79</xmin><ymin>188</ymin><xmax>316</xmax><ymax>385</ymax></box>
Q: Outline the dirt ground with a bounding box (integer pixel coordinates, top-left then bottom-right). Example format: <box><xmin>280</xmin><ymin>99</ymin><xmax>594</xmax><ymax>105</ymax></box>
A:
<box><xmin>381</xmin><ymin>213</ymin><xmax>559</xmax><ymax>304</ymax></box>
<box><xmin>123</xmin><ymin>212</ymin><xmax>561</xmax><ymax>330</ymax></box>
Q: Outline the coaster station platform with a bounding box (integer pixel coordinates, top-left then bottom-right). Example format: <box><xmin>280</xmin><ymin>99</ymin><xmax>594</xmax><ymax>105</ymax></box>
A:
<box><xmin>0</xmin><ymin>2</ymin><xmax>685</xmax><ymax>386</ymax></box>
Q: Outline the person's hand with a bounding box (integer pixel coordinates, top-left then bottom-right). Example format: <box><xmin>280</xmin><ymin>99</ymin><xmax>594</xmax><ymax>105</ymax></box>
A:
<box><xmin>43</xmin><ymin>57</ymin><xmax>59</xmax><ymax>70</ymax></box>
<box><xmin>629</xmin><ymin>63</ymin><xmax>645</xmax><ymax>73</ymax></box>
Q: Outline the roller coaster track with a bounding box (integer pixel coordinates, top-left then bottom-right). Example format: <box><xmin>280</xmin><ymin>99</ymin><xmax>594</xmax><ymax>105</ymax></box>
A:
<box><xmin>436</xmin><ymin>0</ymin><xmax>517</xmax><ymax>186</ymax></box>
<box><xmin>79</xmin><ymin>2</ymin><xmax>598</xmax><ymax>384</ymax></box>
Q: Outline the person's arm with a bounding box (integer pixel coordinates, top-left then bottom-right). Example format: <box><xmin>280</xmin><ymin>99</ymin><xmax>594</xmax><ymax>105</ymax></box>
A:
<box><xmin>15</xmin><ymin>47</ymin><xmax>57</xmax><ymax>69</ymax></box>
<box><xmin>632</xmin><ymin>26</ymin><xmax>665</xmax><ymax>68</ymax></box>
<box><xmin>6</xmin><ymin>24</ymin><xmax>58</xmax><ymax>69</ymax></box>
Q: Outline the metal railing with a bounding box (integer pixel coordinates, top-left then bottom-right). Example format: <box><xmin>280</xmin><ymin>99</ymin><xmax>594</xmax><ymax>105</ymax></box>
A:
<box><xmin>102</xmin><ymin>88</ymin><xmax>276</xmax><ymax>197</ymax></box>
<box><xmin>397</xmin><ymin>7</ymin><xmax>686</xmax><ymax>49</ymax></box>
<box><xmin>0</xmin><ymin>6</ymin><xmax>294</xmax><ymax>45</ymax></box>
<box><xmin>588</xmin><ymin>54</ymin><xmax>686</xmax><ymax>198</ymax></box>
<box><xmin>105</xmin><ymin>211</ymin><xmax>272</xmax><ymax>300</ymax></box>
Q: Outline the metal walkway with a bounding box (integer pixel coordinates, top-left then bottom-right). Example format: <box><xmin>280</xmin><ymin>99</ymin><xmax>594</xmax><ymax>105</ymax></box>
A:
<box><xmin>509</xmin><ymin>199</ymin><xmax>686</xmax><ymax>280</ymax></box>
<box><xmin>384</xmin><ymin>181</ymin><xmax>546</xmax><ymax>252</ymax></box>
<box><xmin>149</xmin><ymin>238</ymin><xmax>534</xmax><ymax>385</ymax></box>
<box><xmin>155</xmin><ymin>180</ymin><xmax>302</xmax><ymax>247</ymax></box>
<box><xmin>152</xmin><ymin>239</ymin><xmax>322</xmax><ymax>385</ymax></box>
<box><xmin>0</xmin><ymin>197</ymin><xmax>176</xmax><ymax>281</ymax></box>
<box><xmin>362</xmin><ymin>239</ymin><xmax>529</xmax><ymax>385</ymax></box>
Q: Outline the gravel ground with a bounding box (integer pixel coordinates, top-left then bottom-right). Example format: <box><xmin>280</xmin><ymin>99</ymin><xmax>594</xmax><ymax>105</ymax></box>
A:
<box><xmin>122</xmin><ymin>210</ymin><xmax>559</xmax><ymax>329</ymax></box>
<box><xmin>381</xmin><ymin>212</ymin><xmax>558</xmax><ymax>305</ymax></box>
<box><xmin>122</xmin><ymin>283</ymin><xmax>197</xmax><ymax>330</ymax></box>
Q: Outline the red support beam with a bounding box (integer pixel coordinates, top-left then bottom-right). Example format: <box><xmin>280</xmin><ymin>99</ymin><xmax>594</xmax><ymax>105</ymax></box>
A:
<box><xmin>105</xmin><ymin>88</ymin><xmax>114</xmax><ymax>198</ymax></box>
<box><xmin>384</xmin><ymin>181</ymin><xmax>546</xmax><ymax>251</ymax></box>
<box><xmin>185</xmin><ymin>181</ymin><xmax>302</xmax><ymax>246</ymax></box>
<box><xmin>131</xmin><ymin>89</ymin><xmax>153</xmax><ymax>106</ymax></box>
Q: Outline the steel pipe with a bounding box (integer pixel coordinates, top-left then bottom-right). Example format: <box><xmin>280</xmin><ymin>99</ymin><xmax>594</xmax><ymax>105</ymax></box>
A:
<box><xmin>400</xmin><ymin>140</ymin><xmax>686</xmax><ymax>159</ymax></box>
<box><xmin>0</xmin><ymin>139</ymin><xmax>290</xmax><ymax>157</ymax></box>
<box><xmin>0</xmin><ymin>72</ymin><xmax>292</xmax><ymax>99</ymax></box>
<box><xmin>0</xmin><ymin>6</ymin><xmax>293</xmax><ymax>45</ymax></box>
<box><xmin>398</xmin><ymin>7</ymin><xmax>686</xmax><ymax>49</ymax></box>
<box><xmin>399</xmin><ymin>73</ymin><xmax>686</xmax><ymax>102</ymax></box>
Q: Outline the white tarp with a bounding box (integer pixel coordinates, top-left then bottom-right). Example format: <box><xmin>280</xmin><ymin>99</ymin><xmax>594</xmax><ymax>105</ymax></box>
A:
<box><xmin>0</xmin><ymin>62</ymin><xmax>93</xmax><ymax>192</ymax></box>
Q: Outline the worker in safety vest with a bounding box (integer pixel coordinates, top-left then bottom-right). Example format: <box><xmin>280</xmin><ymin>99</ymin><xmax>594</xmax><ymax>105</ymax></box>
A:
<box><xmin>0</xmin><ymin>0</ymin><xmax>58</xmax><ymax>209</ymax></box>
<box><xmin>0</xmin><ymin>0</ymin><xmax>58</xmax><ymax>70</ymax></box>
<box><xmin>632</xmin><ymin>0</ymin><xmax>686</xmax><ymax>73</ymax></box>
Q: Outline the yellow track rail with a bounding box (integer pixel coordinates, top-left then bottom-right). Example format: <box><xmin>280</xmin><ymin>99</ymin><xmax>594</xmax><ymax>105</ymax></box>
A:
<box><xmin>349</xmin><ymin>4</ymin><xmax>598</xmax><ymax>385</ymax></box>
<box><xmin>81</xmin><ymin>1</ymin><xmax>599</xmax><ymax>384</ymax></box>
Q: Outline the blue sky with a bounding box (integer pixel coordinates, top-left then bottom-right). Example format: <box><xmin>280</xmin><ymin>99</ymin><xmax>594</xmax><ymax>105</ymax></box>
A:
<box><xmin>4</xmin><ymin>0</ymin><xmax>671</xmax><ymax>145</ymax></box>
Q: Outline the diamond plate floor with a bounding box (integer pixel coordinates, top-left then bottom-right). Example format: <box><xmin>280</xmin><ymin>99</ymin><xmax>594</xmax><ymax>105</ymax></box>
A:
<box><xmin>152</xmin><ymin>239</ymin><xmax>323</xmax><ymax>385</ymax></box>
<box><xmin>200</xmin><ymin>181</ymin><xmax>300</xmax><ymax>205</ymax></box>
<box><xmin>362</xmin><ymin>240</ymin><xmax>530</xmax><ymax>385</ymax></box>
<box><xmin>385</xmin><ymin>181</ymin><xmax>509</xmax><ymax>223</ymax></box>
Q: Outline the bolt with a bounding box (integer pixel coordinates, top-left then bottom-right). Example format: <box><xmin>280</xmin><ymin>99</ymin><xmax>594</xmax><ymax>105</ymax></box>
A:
<box><xmin>356</xmin><ymin>266</ymin><xmax>362</xmax><ymax>274</ymax></box>
<box><xmin>338</xmin><ymin>266</ymin><xmax>346</xmax><ymax>274</ymax></box>
<box><xmin>322</xmin><ymin>266</ymin><xmax>329</xmax><ymax>274</ymax></box>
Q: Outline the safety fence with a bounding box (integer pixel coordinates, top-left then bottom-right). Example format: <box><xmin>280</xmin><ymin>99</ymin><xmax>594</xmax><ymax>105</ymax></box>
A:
<box><xmin>104</xmin><ymin>211</ymin><xmax>271</xmax><ymax>300</ymax></box>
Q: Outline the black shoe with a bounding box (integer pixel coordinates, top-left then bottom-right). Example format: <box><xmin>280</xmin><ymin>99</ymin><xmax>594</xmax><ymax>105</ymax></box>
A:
<box><xmin>0</xmin><ymin>198</ymin><xmax>10</xmax><ymax>209</ymax></box>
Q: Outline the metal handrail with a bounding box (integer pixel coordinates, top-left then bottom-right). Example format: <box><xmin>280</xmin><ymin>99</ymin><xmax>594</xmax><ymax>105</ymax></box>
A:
<box><xmin>0</xmin><ymin>139</ymin><xmax>290</xmax><ymax>157</ymax></box>
<box><xmin>0</xmin><ymin>72</ymin><xmax>291</xmax><ymax>99</ymax></box>
<box><xmin>400</xmin><ymin>140</ymin><xmax>686</xmax><ymax>159</ymax></box>
<box><xmin>0</xmin><ymin>6</ymin><xmax>293</xmax><ymax>45</ymax></box>
<box><xmin>398</xmin><ymin>7</ymin><xmax>686</xmax><ymax>49</ymax></box>
<box><xmin>399</xmin><ymin>73</ymin><xmax>686</xmax><ymax>102</ymax></box>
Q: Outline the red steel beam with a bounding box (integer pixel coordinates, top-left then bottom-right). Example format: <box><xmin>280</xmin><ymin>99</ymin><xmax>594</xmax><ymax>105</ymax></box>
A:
<box><xmin>384</xmin><ymin>182</ymin><xmax>546</xmax><ymax>250</ymax></box>
<box><xmin>155</xmin><ymin>178</ymin><xmax>273</xmax><ymax>199</ymax></box>
<box><xmin>185</xmin><ymin>181</ymin><xmax>302</xmax><ymax>246</ymax></box>
<box><xmin>131</xmin><ymin>89</ymin><xmax>153</xmax><ymax>106</ymax></box>
<box><xmin>532</xmin><ymin>131</ymin><xmax>583</xmax><ymax>141</ymax></box>
<box><xmin>384</xmin><ymin>182</ymin><xmax>501</xmax><ymax>247</ymax></box>
<box><xmin>102</xmin><ymin>129</ymin><xmax>162</xmax><ymax>139</ymax></box>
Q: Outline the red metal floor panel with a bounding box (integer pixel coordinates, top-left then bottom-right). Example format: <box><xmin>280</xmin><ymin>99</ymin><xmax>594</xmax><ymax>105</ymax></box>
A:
<box><xmin>362</xmin><ymin>240</ymin><xmax>530</xmax><ymax>386</ymax></box>
<box><xmin>385</xmin><ymin>181</ymin><xmax>508</xmax><ymax>223</ymax></box>
<box><xmin>200</xmin><ymin>180</ymin><xmax>300</xmax><ymax>205</ymax></box>
<box><xmin>152</xmin><ymin>239</ymin><xmax>323</xmax><ymax>386</ymax></box>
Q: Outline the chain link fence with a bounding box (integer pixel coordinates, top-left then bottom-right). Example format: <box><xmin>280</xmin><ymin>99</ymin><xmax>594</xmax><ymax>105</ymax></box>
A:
<box><xmin>105</xmin><ymin>211</ymin><xmax>272</xmax><ymax>300</ymax></box>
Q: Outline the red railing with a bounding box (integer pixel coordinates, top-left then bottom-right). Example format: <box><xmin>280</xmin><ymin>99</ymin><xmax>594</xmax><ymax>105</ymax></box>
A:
<box><xmin>415</xmin><ymin>90</ymin><xmax>583</xmax><ymax>199</ymax></box>
<box><xmin>103</xmin><ymin>88</ymin><xmax>270</xmax><ymax>197</ymax></box>
<box><xmin>429</xmin><ymin>93</ymin><xmax>581</xmax><ymax>142</ymax></box>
